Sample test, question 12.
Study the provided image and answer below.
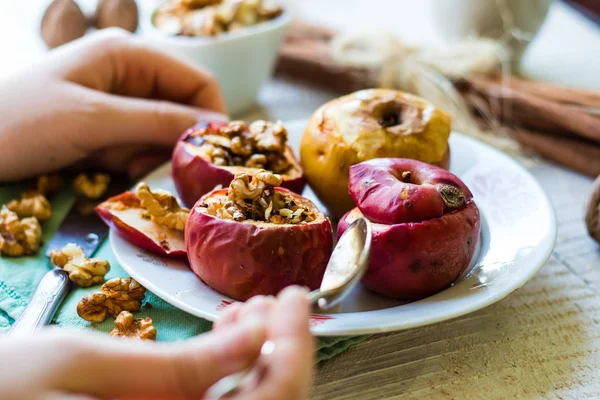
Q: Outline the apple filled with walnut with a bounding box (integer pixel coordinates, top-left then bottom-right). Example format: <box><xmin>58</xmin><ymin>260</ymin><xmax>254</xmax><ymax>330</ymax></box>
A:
<box><xmin>301</xmin><ymin>89</ymin><xmax>451</xmax><ymax>219</ymax></box>
<box><xmin>338</xmin><ymin>158</ymin><xmax>480</xmax><ymax>300</ymax></box>
<box><xmin>186</xmin><ymin>170</ymin><xmax>333</xmax><ymax>301</ymax></box>
<box><xmin>172</xmin><ymin>120</ymin><xmax>305</xmax><ymax>208</ymax></box>
<box><xmin>96</xmin><ymin>183</ymin><xmax>188</xmax><ymax>257</ymax></box>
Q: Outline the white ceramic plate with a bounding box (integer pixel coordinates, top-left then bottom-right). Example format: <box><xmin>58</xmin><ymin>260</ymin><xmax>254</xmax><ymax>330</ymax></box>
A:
<box><xmin>111</xmin><ymin>120</ymin><xmax>557</xmax><ymax>336</ymax></box>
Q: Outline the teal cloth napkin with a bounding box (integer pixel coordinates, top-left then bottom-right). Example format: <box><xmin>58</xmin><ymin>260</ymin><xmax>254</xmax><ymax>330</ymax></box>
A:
<box><xmin>0</xmin><ymin>184</ymin><xmax>368</xmax><ymax>362</ymax></box>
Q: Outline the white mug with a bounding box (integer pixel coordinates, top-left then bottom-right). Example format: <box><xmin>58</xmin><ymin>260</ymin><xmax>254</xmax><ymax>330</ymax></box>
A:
<box><xmin>430</xmin><ymin>0</ymin><xmax>553</xmax><ymax>69</ymax></box>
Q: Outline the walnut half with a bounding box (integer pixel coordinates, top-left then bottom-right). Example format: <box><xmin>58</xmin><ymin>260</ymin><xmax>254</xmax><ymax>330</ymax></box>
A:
<box><xmin>77</xmin><ymin>277</ymin><xmax>146</xmax><ymax>322</ymax></box>
<box><xmin>73</xmin><ymin>173</ymin><xmax>110</xmax><ymax>200</ymax></box>
<box><xmin>6</xmin><ymin>191</ymin><xmax>52</xmax><ymax>222</ymax></box>
<box><xmin>50</xmin><ymin>243</ymin><xmax>110</xmax><ymax>287</ymax></box>
<box><xmin>0</xmin><ymin>206</ymin><xmax>42</xmax><ymax>257</ymax></box>
<box><xmin>110</xmin><ymin>311</ymin><xmax>156</xmax><ymax>341</ymax></box>
<box><xmin>135</xmin><ymin>183</ymin><xmax>189</xmax><ymax>231</ymax></box>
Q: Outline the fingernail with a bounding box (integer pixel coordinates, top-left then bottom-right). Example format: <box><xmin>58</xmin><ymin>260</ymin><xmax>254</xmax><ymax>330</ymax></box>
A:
<box><xmin>196</xmin><ymin>110</ymin><xmax>230</xmax><ymax>123</ymax></box>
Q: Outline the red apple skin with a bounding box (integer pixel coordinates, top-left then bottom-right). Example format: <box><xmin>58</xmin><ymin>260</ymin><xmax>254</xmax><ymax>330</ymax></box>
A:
<box><xmin>338</xmin><ymin>205</ymin><xmax>480</xmax><ymax>300</ymax></box>
<box><xmin>172</xmin><ymin>126</ymin><xmax>306</xmax><ymax>208</ymax></box>
<box><xmin>349</xmin><ymin>158</ymin><xmax>472</xmax><ymax>225</ymax></box>
<box><xmin>186</xmin><ymin>188</ymin><xmax>333</xmax><ymax>301</ymax></box>
<box><xmin>96</xmin><ymin>192</ymin><xmax>186</xmax><ymax>257</ymax></box>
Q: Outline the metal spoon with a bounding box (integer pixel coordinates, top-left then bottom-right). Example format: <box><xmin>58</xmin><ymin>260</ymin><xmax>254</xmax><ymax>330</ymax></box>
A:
<box><xmin>206</xmin><ymin>217</ymin><xmax>372</xmax><ymax>399</ymax></box>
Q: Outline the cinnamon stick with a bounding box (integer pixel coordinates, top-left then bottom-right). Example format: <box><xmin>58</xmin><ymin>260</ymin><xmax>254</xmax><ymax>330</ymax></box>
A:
<box><xmin>469</xmin><ymin>74</ymin><xmax>600</xmax><ymax>109</ymax></box>
<box><xmin>512</xmin><ymin>128</ymin><xmax>600</xmax><ymax>177</ymax></box>
<box><xmin>463</xmin><ymin>91</ymin><xmax>584</xmax><ymax>136</ymax></box>
<box><xmin>463</xmin><ymin>78</ymin><xmax>600</xmax><ymax>144</ymax></box>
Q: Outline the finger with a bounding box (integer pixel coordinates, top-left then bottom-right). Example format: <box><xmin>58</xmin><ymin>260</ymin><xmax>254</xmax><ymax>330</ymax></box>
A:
<box><xmin>46</xmin><ymin>321</ymin><xmax>266</xmax><ymax>399</ymax></box>
<box><xmin>73</xmin><ymin>89</ymin><xmax>227</xmax><ymax>151</ymax></box>
<box><xmin>57</xmin><ymin>29</ymin><xmax>227</xmax><ymax>112</ymax></box>
<box><xmin>213</xmin><ymin>302</ymin><xmax>243</xmax><ymax>331</ymax></box>
<box><xmin>249</xmin><ymin>286</ymin><xmax>314</xmax><ymax>400</ymax></box>
<box><xmin>235</xmin><ymin>295</ymin><xmax>277</xmax><ymax>330</ymax></box>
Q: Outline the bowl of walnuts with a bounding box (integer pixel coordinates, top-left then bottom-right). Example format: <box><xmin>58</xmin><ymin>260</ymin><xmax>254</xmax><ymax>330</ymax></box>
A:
<box><xmin>140</xmin><ymin>0</ymin><xmax>291</xmax><ymax>115</ymax></box>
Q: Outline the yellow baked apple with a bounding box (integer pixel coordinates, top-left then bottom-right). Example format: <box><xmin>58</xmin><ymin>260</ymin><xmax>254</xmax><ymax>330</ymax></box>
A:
<box><xmin>300</xmin><ymin>89</ymin><xmax>451</xmax><ymax>219</ymax></box>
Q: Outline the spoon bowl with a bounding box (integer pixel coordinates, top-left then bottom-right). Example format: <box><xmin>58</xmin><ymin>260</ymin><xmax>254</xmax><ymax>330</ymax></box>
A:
<box><xmin>308</xmin><ymin>217</ymin><xmax>372</xmax><ymax>310</ymax></box>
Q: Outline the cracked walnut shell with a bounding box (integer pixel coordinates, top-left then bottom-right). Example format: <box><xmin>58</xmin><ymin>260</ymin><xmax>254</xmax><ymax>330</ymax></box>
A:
<box><xmin>6</xmin><ymin>191</ymin><xmax>52</xmax><ymax>222</ymax></box>
<box><xmin>40</xmin><ymin>0</ymin><xmax>88</xmax><ymax>49</ymax></box>
<box><xmin>96</xmin><ymin>0</ymin><xmax>139</xmax><ymax>33</ymax></box>
<box><xmin>0</xmin><ymin>207</ymin><xmax>42</xmax><ymax>257</ymax></box>
<box><xmin>77</xmin><ymin>277</ymin><xmax>146</xmax><ymax>322</ymax></box>
<box><xmin>50</xmin><ymin>243</ymin><xmax>110</xmax><ymax>287</ymax></box>
<box><xmin>110</xmin><ymin>311</ymin><xmax>156</xmax><ymax>340</ymax></box>
<box><xmin>586</xmin><ymin>175</ymin><xmax>600</xmax><ymax>244</ymax></box>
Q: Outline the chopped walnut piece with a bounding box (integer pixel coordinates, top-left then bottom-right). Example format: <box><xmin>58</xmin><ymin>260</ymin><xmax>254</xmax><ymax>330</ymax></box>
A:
<box><xmin>0</xmin><ymin>206</ymin><xmax>42</xmax><ymax>257</ymax></box>
<box><xmin>185</xmin><ymin>119</ymin><xmax>292</xmax><ymax>174</ymax></box>
<box><xmin>231</xmin><ymin>136</ymin><xmax>253</xmax><ymax>156</ymax></box>
<box><xmin>77</xmin><ymin>277</ymin><xmax>146</xmax><ymax>322</ymax></box>
<box><xmin>206</xmin><ymin>170</ymin><xmax>317</xmax><ymax>224</ymax></box>
<box><xmin>248</xmin><ymin>120</ymin><xmax>287</xmax><ymax>153</ymax></box>
<box><xmin>73</xmin><ymin>173</ymin><xmax>111</xmax><ymax>199</ymax></box>
<box><xmin>135</xmin><ymin>183</ymin><xmax>189</xmax><ymax>231</ymax></box>
<box><xmin>36</xmin><ymin>174</ymin><xmax>63</xmax><ymax>196</ymax></box>
<box><xmin>181</xmin><ymin>0</ymin><xmax>222</xmax><ymax>8</ymax></box>
<box><xmin>245</xmin><ymin>154</ymin><xmax>267</xmax><ymax>169</ymax></box>
<box><xmin>50</xmin><ymin>243</ymin><xmax>110</xmax><ymax>287</ymax></box>
<box><xmin>155</xmin><ymin>0</ymin><xmax>282</xmax><ymax>37</ymax></box>
<box><xmin>110</xmin><ymin>311</ymin><xmax>156</xmax><ymax>340</ymax></box>
<box><xmin>6</xmin><ymin>191</ymin><xmax>52</xmax><ymax>221</ymax></box>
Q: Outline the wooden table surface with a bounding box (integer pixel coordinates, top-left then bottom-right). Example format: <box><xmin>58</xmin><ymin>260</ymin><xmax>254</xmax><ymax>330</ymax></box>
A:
<box><xmin>1</xmin><ymin>1</ymin><xmax>599</xmax><ymax>398</ymax></box>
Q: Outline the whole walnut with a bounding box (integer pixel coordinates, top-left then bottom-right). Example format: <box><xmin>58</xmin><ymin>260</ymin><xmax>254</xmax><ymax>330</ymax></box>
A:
<box><xmin>586</xmin><ymin>175</ymin><xmax>600</xmax><ymax>244</ymax></box>
<box><xmin>96</xmin><ymin>0</ymin><xmax>139</xmax><ymax>32</ymax></box>
<box><xmin>40</xmin><ymin>0</ymin><xmax>88</xmax><ymax>49</ymax></box>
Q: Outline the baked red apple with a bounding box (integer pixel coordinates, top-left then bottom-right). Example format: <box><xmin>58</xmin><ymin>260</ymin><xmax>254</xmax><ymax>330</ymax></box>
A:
<box><xmin>186</xmin><ymin>170</ymin><xmax>332</xmax><ymax>300</ymax></box>
<box><xmin>338</xmin><ymin>158</ymin><xmax>480</xmax><ymax>300</ymax></box>
<box><xmin>172</xmin><ymin>120</ymin><xmax>305</xmax><ymax>207</ymax></box>
<box><xmin>96</xmin><ymin>183</ymin><xmax>188</xmax><ymax>257</ymax></box>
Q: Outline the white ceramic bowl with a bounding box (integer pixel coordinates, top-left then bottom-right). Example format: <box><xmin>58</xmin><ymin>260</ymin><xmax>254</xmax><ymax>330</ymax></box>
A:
<box><xmin>139</xmin><ymin>4</ymin><xmax>291</xmax><ymax>115</ymax></box>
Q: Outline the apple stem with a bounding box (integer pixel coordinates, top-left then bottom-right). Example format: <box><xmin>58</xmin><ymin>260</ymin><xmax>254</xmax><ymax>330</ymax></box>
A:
<box><xmin>401</xmin><ymin>171</ymin><xmax>412</xmax><ymax>183</ymax></box>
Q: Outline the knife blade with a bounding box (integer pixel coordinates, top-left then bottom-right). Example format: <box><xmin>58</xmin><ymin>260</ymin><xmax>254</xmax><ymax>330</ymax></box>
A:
<box><xmin>8</xmin><ymin>174</ymin><xmax>131</xmax><ymax>336</ymax></box>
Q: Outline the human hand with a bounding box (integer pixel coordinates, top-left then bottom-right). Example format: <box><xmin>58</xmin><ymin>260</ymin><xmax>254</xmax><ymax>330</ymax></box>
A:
<box><xmin>0</xmin><ymin>286</ymin><xmax>312</xmax><ymax>400</ymax></box>
<box><xmin>0</xmin><ymin>28</ymin><xmax>227</xmax><ymax>182</ymax></box>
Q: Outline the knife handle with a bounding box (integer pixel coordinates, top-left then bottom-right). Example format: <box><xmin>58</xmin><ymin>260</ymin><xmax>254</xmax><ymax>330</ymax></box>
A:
<box><xmin>9</xmin><ymin>268</ymin><xmax>71</xmax><ymax>336</ymax></box>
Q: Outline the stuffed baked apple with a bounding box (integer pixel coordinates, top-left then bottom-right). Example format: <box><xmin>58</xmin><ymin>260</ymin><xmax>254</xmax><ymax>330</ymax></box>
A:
<box><xmin>96</xmin><ymin>183</ymin><xmax>188</xmax><ymax>257</ymax></box>
<box><xmin>338</xmin><ymin>158</ymin><xmax>480</xmax><ymax>300</ymax></box>
<box><xmin>301</xmin><ymin>89</ymin><xmax>452</xmax><ymax>218</ymax></box>
<box><xmin>186</xmin><ymin>170</ymin><xmax>332</xmax><ymax>300</ymax></box>
<box><xmin>172</xmin><ymin>120</ymin><xmax>305</xmax><ymax>207</ymax></box>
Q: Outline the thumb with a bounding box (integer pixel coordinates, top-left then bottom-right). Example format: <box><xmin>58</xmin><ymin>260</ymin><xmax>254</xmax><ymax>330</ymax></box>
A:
<box><xmin>53</xmin><ymin>319</ymin><xmax>265</xmax><ymax>399</ymax></box>
<box><xmin>81</xmin><ymin>91</ymin><xmax>228</xmax><ymax>151</ymax></box>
